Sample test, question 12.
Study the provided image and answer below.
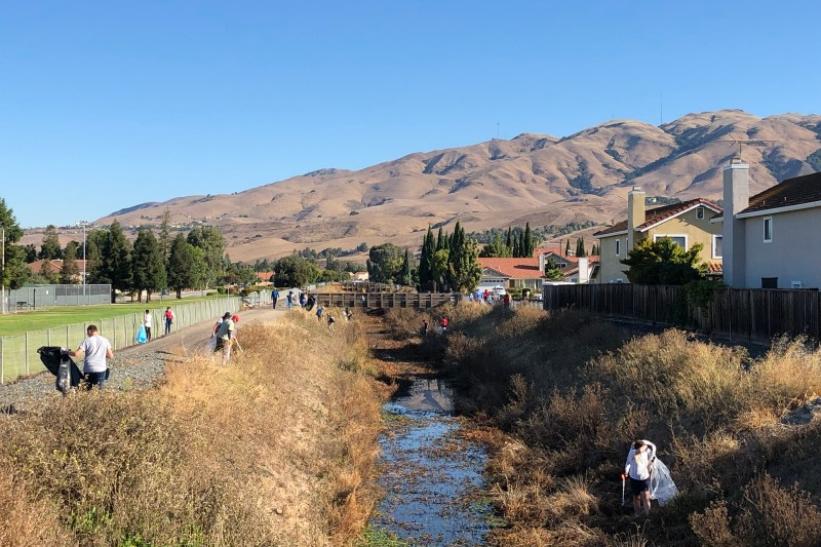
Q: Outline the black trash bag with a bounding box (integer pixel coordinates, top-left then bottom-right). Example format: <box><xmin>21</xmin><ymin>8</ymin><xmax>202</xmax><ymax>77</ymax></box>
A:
<box><xmin>37</xmin><ymin>346</ymin><xmax>83</xmax><ymax>393</ymax></box>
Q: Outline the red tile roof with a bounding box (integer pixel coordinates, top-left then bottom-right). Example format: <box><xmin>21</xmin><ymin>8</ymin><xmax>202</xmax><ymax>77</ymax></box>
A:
<box><xmin>255</xmin><ymin>272</ymin><xmax>273</xmax><ymax>282</ymax></box>
<box><xmin>28</xmin><ymin>259</ymin><xmax>88</xmax><ymax>274</ymax></box>
<box><xmin>594</xmin><ymin>198</ymin><xmax>722</xmax><ymax>237</ymax></box>
<box><xmin>739</xmin><ymin>172</ymin><xmax>821</xmax><ymax>214</ymax></box>
<box><xmin>478</xmin><ymin>257</ymin><xmax>542</xmax><ymax>279</ymax></box>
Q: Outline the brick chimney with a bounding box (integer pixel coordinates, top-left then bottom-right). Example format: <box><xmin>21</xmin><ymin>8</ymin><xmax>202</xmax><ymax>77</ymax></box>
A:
<box><xmin>578</xmin><ymin>256</ymin><xmax>590</xmax><ymax>284</ymax></box>
<box><xmin>722</xmin><ymin>157</ymin><xmax>749</xmax><ymax>287</ymax></box>
<box><xmin>627</xmin><ymin>186</ymin><xmax>646</xmax><ymax>250</ymax></box>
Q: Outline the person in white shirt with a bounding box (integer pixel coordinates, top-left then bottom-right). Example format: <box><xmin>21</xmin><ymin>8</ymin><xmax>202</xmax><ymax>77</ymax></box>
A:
<box><xmin>69</xmin><ymin>325</ymin><xmax>113</xmax><ymax>390</ymax></box>
<box><xmin>622</xmin><ymin>439</ymin><xmax>657</xmax><ymax>515</ymax></box>
<box><xmin>143</xmin><ymin>309</ymin><xmax>152</xmax><ymax>342</ymax></box>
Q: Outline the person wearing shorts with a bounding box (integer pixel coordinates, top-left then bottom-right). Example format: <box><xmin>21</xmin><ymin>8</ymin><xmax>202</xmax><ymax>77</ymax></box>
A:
<box><xmin>622</xmin><ymin>439</ymin><xmax>657</xmax><ymax>516</ymax></box>
<box><xmin>70</xmin><ymin>325</ymin><xmax>113</xmax><ymax>390</ymax></box>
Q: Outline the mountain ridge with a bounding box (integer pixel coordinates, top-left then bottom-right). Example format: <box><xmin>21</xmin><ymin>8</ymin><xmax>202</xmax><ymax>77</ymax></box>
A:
<box><xmin>89</xmin><ymin>109</ymin><xmax>821</xmax><ymax>262</ymax></box>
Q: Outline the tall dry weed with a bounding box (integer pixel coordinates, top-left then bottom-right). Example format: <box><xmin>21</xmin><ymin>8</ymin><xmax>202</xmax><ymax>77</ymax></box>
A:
<box><xmin>0</xmin><ymin>313</ymin><xmax>381</xmax><ymax>546</ymax></box>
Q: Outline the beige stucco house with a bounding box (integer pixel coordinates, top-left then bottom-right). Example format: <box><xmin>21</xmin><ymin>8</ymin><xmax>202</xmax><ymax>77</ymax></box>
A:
<box><xmin>594</xmin><ymin>189</ymin><xmax>724</xmax><ymax>283</ymax></box>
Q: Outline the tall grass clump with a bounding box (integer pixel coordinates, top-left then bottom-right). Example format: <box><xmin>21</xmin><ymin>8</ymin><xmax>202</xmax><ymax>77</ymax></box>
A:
<box><xmin>437</xmin><ymin>307</ymin><xmax>821</xmax><ymax>546</ymax></box>
<box><xmin>0</xmin><ymin>313</ymin><xmax>381</xmax><ymax>546</ymax></box>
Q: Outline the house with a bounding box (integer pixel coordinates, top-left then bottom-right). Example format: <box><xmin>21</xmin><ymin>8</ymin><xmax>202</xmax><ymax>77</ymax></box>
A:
<box><xmin>721</xmin><ymin>160</ymin><xmax>821</xmax><ymax>288</ymax></box>
<box><xmin>477</xmin><ymin>257</ymin><xmax>543</xmax><ymax>291</ymax></box>
<box><xmin>594</xmin><ymin>190</ymin><xmax>723</xmax><ymax>283</ymax></box>
<box><xmin>477</xmin><ymin>249</ymin><xmax>598</xmax><ymax>291</ymax></box>
<box><xmin>27</xmin><ymin>259</ymin><xmax>88</xmax><ymax>283</ymax></box>
<box><xmin>255</xmin><ymin>272</ymin><xmax>274</xmax><ymax>285</ymax></box>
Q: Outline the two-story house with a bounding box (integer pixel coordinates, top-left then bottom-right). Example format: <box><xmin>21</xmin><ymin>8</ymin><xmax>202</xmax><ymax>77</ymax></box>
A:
<box><xmin>721</xmin><ymin>159</ymin><xmax>821</xmax><ymax>288</ymax></box>
<box><xmin>594</xmin><ymin>189</ymin><xmax>723</xmax><ymax>283</ymax></box>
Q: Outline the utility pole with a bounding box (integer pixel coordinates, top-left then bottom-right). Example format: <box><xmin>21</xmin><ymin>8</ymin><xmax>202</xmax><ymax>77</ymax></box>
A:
<box><xmin>1</xmin><ymin>225</ymin><xmax>5</xmax><ymax>315</ymax></box>
<box><xmin>79</xmin><ymin>220</ymin><xmax>87</xmax><ymax>299</ymax></box>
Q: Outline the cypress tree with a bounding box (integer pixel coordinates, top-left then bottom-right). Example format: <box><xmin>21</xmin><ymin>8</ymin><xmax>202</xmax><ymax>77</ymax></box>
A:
<box><xmin>524</xmin><ymin>223</ymin><xmax>533</xmax><ymax>256</ymax></box>
<box><xmin>418</xmin><ymin>226</ymin><xmax>434</xmax><ymax>290</ymax></box>
<box><xmin>505</xmin><ymin>227</ymin><xmax>513</xmax><ymax>253</ymax></box>
<box><xmin>565</xmin><ymin>239</ymin><xmax>571</xmax><ymax>256</ymax></box>
<box><xmin>132</xmin><ymin>228</ymin><xmax>167</xmax><ymax>302</ymax></box>
<box><xmin>158</xmin><ymin>209</ymin><xmax>172</xmax><ymax>261</ymax></box>
<box><xmin>101</xmin><ymin>220</ymin><xmax>132</xmax><ymax>303</ymax></box>
<box><xmin>436</xmin><ymin>227</ymin><xmax>445</xmax><ymax>251</ymax></box>
<box><xmin>399</xmin><ymin>248</ymin><xmax>412</xmax><ymax>286</ymax></box>
<box><xmin>576</xmin><ymin>239</ymin><xmax>586</xmax><ymax>257</ymax></box>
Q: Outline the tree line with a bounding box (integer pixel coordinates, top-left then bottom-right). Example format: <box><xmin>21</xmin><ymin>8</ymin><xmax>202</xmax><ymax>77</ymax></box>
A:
<box><xmin>479</xmin><ymin>223</ymin><xmax>537</xmax><ymax>258</ymax></box>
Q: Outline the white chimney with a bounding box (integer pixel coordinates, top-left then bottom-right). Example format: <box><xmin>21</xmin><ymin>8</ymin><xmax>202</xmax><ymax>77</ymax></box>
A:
<box><xmin>722</xmin><ymin>157</ymin><xmax>749</xmax><ymax>287</ymax></box>
<box><xmin>539</xmin><ymin>253</ymin><xmax>546</xmax><ymax>274</ymax></box>
<box><xmin>578</xmin><ymin>256</ymin><xmax>590</xmax><ymax>284</ymax></box>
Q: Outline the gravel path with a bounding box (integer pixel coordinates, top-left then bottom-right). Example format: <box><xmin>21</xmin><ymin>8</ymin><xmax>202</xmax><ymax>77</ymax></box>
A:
<box><xmin>0</xmin><ymin>308</ymin><xmax>285</xmax><ymax>412</ymax></box>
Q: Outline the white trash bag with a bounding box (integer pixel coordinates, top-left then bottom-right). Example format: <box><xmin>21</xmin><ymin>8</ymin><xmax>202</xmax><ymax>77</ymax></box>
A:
<box><xmin>649</xmin><ymin>458</ymin><xmax>678</xmax><ymax>506</ymax></box>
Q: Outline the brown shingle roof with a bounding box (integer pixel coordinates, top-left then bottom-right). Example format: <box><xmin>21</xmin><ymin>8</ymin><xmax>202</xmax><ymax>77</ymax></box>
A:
<box><xmin>593</xmin><ymin>198</ymin><xmax>722</xmax><ymax>237</ymax></box>
<box><xmin>739</xmin><ymin>172</ymin><xmax>821</xmax><ymax>215</ymax></box>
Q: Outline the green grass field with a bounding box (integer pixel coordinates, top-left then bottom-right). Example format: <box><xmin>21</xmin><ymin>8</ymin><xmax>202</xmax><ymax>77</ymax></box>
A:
<box><xmin>0</xmin><ymin>295</ymin><xmax>223</xmax><ymax>336</ymax></box>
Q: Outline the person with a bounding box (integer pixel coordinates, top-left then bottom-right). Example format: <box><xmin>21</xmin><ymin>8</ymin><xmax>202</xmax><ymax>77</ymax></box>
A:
<box><xmin>299</xmin><ymin>292</ymin><xmax>307</xmax><ymax>308</ymax></box>
<box><xmin>503</xmin><ymin>293</ymin><xmax>511</xmax><ymax>308</ymax></box>
<box><xmin>622</xmin><ymin>439</ymin><xmax>657</xmax><ymax>516</ymax></box>
<box><xmin>272</xmin><ymin>289</ymin><xmax>280</xmax><ymax>310</ymax></box>
<box><xmin>316</xmin><ymin>305</ymin><xmax>325</xmax><ymax>322</ymax></box>
<box><xmin>214</xmin><ymin>312</ymin><xmax>235</xmax><ymax>364</ymax></box>
<box><xmin>440</xmin><ymin>316</ymin><xmax>449</xmax><ymax>333</ymax></box>
<box><xmin>420</xmin><ymin>319</ymin><xmax>429</xmax><ymax>336</ymax></box>
<box><xmin>164</xmin><ymin>307</ymin><xmax>174</xmax><ymax>335</ymax></box>
<box><xmin>287</xmin><ymin>291</ymin><xmax>294</xmax><ymax>310</ymax></box>
<box><xmin>70</xmin><ymin>325</ymin><xmax>113</xmax><ymax>390</ymax></box>
<box><xmin>327</xmin><ymin>313</ymin><xmax>336</xmax><ymax>332</ymax></box>
<box><xmin>143</xmin><ymin>309</ymin><xmax>152</xmax><ymax>341</ymax></box>
<box><xmin>305</xmin><ymin>294</ymin><xmax>316</xmax><ymax>312</ymax></box>
<box><xmin>343</xmin><ymin>307</ymin><xmax>353</xmax><ymax>321</ymax></box>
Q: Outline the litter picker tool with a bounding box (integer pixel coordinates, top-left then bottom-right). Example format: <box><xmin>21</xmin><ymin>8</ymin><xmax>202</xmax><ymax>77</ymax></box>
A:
<box><xmin>621</xmin><ymin>475</ymin><xmax>626</xmax><ymax>507</ymax></box>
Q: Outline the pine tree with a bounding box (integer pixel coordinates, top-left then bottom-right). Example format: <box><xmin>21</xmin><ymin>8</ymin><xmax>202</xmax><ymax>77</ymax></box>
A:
<box><xmin>187</xmin><ymin>225</ymin><xmax>225</xmax><ymax>288</ymax></box>
<box><xmin>100</xmin><ymin>220</ymin><xmax>132</xmax><ymax>303</ymax></box>
<box><xmin>39</xmin><ymin>225</ymin><xmax>63</xmax><ymax>259</ymax></box>
<box><xmin>167</xmin><ymin>234</ymin><xmax>195</xmax><ymax>299</ymax></box>
<box><xmin>60</xmin><ymin>241</ymin><xmax>80</xmax><ymax>284</ymax></box>
<box><xmin>0</xmin><ymin>199</ymin><xmax>30</xmax><ymax>289</ymax></box>
<box><xmin>132</xmin><ymin>228</ymin><xmax>167</xmax><ymax>302</ymax></box>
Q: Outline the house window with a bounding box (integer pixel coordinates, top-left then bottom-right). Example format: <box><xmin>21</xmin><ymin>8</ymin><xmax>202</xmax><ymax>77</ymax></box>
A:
<box><xmin>712</xmin><ymin>235</ymin><xmax>723</xmax><ymax>259</ymax></box>
<box><xmin>761</xmin><ymin>277</ymin><xmax>778</xmax><ymax>289</ymax></box>
<box><xmin>697</xmin><ymin>207</ymin><xmax>705</xmax><ymax>219</ymax></box>
<box><xmin>763</xmin><ymin>217</ymin><xmax>773</xmax><ymax>242</ymax></box>
<box><xmin>615</xmin><ymin>239</ymin><xmax>620</xmax><ymax>256</ymax></box>
<box><xmin>653</xmin><ymin>234</ymin><xmax>687</xmax><ymax>249</ymax></box>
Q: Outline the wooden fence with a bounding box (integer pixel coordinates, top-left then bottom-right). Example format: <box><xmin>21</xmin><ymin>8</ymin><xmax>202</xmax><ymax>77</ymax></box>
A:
<box><xmin>313</xmin><ymin>292</ymin><xmax>460</xmax><ymax>309</ymax></box>
<box><xmin>544</xmin><ymin>284</ymin><xmax>821</xmax><ymax>343</ymax></box>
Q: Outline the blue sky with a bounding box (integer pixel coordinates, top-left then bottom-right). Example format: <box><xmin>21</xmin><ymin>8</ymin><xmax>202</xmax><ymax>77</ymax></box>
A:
<box><xmin>2</xmin><ymin>0</ymin><xmax>820</xmax><ymax>227</ymax></box>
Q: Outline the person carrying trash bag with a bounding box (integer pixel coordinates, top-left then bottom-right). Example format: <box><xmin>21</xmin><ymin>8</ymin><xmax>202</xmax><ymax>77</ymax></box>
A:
<box><xmin>621</xmin><ymin>439</ymin><xmax>678</xmax><ymax>515</ymax></box>
<box><xmin>69</xmin><ymin>325</ymin><xmax>113</xmax><ymax>390</ymax></box>
<box><xmin>38</xmin><ymin>346</ymin><xmax>83</xmax><ymax>394</ymax></box>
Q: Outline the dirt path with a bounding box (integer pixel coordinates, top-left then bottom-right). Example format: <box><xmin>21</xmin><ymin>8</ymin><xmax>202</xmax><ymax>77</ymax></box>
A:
<box><xmin>0</xmin><ymin>307</ymin><xmax>285</xmax><ymax>412</ymax></box>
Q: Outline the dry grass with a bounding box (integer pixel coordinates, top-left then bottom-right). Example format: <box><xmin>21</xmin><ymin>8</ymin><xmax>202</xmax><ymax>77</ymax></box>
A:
<box><xmin>416</xmin><ymin>306</ymin><xmax>821</xmax><ymax>546</ymax></box>
<box><xmin>0</xmin><ymin>313</ymin><xmax>381</xmax><ymax>546</ymax></box>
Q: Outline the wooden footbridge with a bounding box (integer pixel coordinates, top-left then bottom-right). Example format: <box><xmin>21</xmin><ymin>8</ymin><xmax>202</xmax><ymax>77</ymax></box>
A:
<box><xmin>312</xmin><ymin>291</ymin><xmax>460</xmax><ymax>309</ymax></box>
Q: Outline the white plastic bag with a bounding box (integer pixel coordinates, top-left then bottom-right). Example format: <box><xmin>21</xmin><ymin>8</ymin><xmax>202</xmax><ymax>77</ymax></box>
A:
<box><xmin>649</xmin><ymin>458</ymin><xmax>678</xmax><ymax>506</ymax></box>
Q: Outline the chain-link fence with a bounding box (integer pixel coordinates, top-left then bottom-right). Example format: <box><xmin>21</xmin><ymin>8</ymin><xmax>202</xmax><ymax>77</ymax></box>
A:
<box><xmin>4</xmin><ymin>284</ymin><xmax>112</xmax><ymax>311</ymax></box>
<box><xmin>0</xmin><ymin>295</ymin><xmax>243</xmax><ymax>384</ymax></box>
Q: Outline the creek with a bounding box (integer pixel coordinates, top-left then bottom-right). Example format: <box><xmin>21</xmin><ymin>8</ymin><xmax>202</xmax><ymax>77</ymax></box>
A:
<box><xmin>368</xmin><ymin>375</ymin><xmax>490</xmax><ymax>546</ymax></box>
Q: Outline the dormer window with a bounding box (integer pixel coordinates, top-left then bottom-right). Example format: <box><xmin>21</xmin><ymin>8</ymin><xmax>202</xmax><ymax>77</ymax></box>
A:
<box><xmin>697</xmin><ymin>207</ymin><xmax>704</xmax><ymax>220</ymax></box>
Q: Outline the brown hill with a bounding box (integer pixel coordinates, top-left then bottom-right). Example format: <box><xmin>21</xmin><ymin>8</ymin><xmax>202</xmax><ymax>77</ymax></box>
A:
<box><xmin>87</xmin><ymin>109</ymin><xmax>820</xmax><ymax>262</ymax></box>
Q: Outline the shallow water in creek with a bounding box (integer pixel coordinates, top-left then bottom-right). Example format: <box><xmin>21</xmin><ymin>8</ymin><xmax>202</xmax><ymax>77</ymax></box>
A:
<box><xmin>368</xmin><ymin>376</ymin><xmax>490</xmax><ymax>546</ymax></box>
